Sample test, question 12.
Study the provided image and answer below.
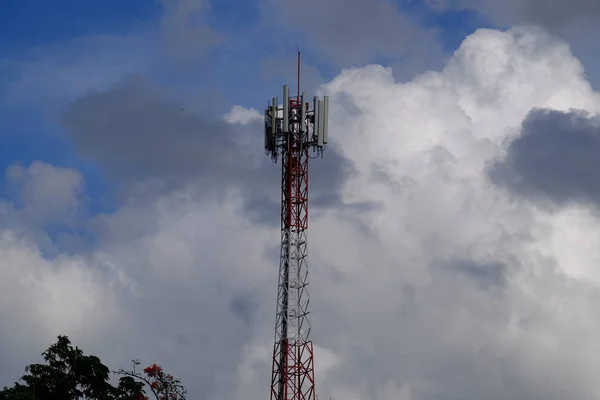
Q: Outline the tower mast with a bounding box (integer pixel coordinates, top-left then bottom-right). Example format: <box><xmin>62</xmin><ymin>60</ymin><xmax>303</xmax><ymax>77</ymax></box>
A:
<box><xmin>263</xmin><ymin>51</ymin><xmax>329</xmax><ymax>400</ymax></box>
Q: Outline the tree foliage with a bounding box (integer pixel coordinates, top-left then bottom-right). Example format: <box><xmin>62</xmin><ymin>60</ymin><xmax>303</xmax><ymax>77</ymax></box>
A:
<box><xmin>115</xmin><ymin>361</ymin><xmax>187</xmax><ymax>400</ymax></box>
<box><xmin>0</xmin><ymin>336</ymin><xmax>185</xmax><ymax>400</ymax></box>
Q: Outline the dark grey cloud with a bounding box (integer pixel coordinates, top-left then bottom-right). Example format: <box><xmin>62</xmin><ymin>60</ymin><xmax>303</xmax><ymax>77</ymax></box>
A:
<box><xmin>514</xmin><ymin>0</ymin><xmax>600</xmax><ymax>29</ymax></box>
<box><xmin>433</xmin><ymin>258</ymin><xmax>508</xmax><ymax>289</ymax></box>
<box><xmin>230</xmin><ymin>293</ymin><xmax>258</xmax><ymax>325</ymax></box>
<box><xmin>434</xmin><ymin>0</ymin><xmax>600</xmax><ymax>29</ymax></box>
<box><xmin>60</xmin><ymin>75</ymin><xmax>352</xmax><ymax>223</ymax></box>
<box><xmin>261</xmin><ymin>0</ymin><xmax>445</xmax><ymax>73</ymax></box>
<box><xmin>159</xmin><ymin>0</ymin><xmax>224</xmax><ymax>65</ymax></box>
<box><xmin>489</xmin><ymin>108</ymin><xmax>600</xmax><ymax>207</ymax></box>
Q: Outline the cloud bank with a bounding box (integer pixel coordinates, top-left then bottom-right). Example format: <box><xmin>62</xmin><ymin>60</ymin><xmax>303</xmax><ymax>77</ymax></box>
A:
<box><xmin>433</xmin><ymin>0</ymin><xmax>600</xmax><ymax>29</ymax></box>
<box><xmin>4</xmin><ymin>25</ymin><xmax>600</xmax><ymax>400</ymax></box>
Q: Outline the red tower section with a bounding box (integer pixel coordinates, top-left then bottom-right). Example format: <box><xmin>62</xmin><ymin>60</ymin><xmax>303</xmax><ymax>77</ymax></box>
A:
<box><xmin>263</xmin><ymin>53</ymin><xmax>329</xmax><ymax>400</ymax></box>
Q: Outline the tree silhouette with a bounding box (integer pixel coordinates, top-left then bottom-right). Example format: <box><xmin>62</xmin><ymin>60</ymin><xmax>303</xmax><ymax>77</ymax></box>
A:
<box><xmin>115</xmin><ymin>361</ymin><xmax>187</xmax><ymax>400</ymax></box>
<box><xmin>0</xmin><ymin>336</ymin><xmax>185</xmax><ymax>400</ymax></box>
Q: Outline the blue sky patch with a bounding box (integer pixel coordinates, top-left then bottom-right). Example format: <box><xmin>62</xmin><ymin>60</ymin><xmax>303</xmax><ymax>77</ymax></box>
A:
<box><xmin>0</xmin><ymin>0</ymin><xmax>161</xmax><ymax>56</ymax></box>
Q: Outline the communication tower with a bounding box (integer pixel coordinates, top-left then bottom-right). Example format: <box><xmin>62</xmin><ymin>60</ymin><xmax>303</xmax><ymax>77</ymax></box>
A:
<box><xmin>263</xmin><ymin>52</ymin><xmax>329</xmax><ymax>400</ymax></box>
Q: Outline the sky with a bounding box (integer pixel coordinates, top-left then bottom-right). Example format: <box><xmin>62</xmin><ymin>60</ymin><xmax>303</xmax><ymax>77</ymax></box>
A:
<box><xmin>3</xmin><ymin>0</ymin><xmax>600</xmax><ymax>399</ymax></box>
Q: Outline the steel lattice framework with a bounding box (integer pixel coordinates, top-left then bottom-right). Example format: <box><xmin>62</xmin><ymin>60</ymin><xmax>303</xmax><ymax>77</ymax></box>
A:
<box><xmin>264</xmin><ymin>53</ymin><xmax>329</xmax><ymax>400</ymax></box>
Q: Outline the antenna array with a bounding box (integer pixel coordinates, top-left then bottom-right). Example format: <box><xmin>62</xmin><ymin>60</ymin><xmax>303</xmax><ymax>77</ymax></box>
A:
<box><xmin>264</xmin><ymin>86</ymin><xmax>329</xmax><ymax>161</ymax></box>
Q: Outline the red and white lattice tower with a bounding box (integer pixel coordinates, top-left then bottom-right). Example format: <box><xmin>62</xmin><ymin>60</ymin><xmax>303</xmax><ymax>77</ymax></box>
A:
<box><xmin>263</xmin><ymin>52</ymin><xmax>329</xmax><ymax>400</ymax></box>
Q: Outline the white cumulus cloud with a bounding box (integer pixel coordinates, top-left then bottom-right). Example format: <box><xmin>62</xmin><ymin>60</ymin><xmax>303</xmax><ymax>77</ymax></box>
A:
<box><xmin>4</xmin><ymin>25</ymin><xmax>600</xmax><ymax>400</ymax></box>
<box><xmin>224</xmin><ymin>105</ymin><xmax>263</xmax><ymax>126</ymax></box>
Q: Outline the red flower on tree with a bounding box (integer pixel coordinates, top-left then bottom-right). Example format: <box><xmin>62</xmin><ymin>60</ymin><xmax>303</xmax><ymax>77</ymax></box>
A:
<box><xmin>115</xmin><ymin>360</ymin><xmax>187</xmax><ymax>400</ymax></box>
